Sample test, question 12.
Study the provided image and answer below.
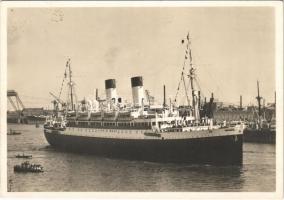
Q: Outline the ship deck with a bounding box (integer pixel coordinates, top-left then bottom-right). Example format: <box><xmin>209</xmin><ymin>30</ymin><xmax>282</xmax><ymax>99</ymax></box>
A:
<box><xmin>45</xmin><ymin>126</ymin><xmax>243</xmax><ymax>140</ymax></box>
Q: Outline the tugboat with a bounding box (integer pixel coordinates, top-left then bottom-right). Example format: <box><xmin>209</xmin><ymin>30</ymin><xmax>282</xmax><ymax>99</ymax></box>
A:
<box><xmin>7</xmin><ymin>129</ymin><xmax>21</xmax><ymax>135</ymax></box>
<box><xmin>15</xmin><ymin>153</ymin><xmax>32</xmax><ymax>159</ymax></box>
<box><xmin>44</xmin><ymin>33</ymin><xmax>244</xmax><ymax>165</ymax></box>
<box><xmin>243</xmin><ymin>81</ymin><xmax>276</xmax><ymax>144</ymax></box>
<box><xmin>14</xmin><ymin>161</ymin><xmax>43</xmax><ymax>173</ymax></box>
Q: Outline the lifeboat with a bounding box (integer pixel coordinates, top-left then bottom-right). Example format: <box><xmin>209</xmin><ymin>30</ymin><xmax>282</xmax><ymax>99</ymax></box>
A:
<box><xmin>103</xmin><ymin>111</ymin><xmax>118</xmax><ymax>121</ymax></box>
<box><xmin>90</xmin><ymin>111</ymin><xmax>103</xmax><ymax>121</ymax></box>
<box><xmin>77</xmin><ymin>111</ymin><xmax>89</xmax><ymax>121</ymax></box>
<box><xmin>117</xmin><ymin>111</ymin><xmax>134</xmax><ymax>121</ymax></box>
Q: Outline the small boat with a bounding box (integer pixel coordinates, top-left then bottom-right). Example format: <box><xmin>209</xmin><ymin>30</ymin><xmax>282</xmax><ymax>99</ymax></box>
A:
<box><xmin>7</xmin><ymin>129</ymin><xmax>21</xmax><ymax>135</ymax></box>
<box><xmin>15</xmin><ymin>153</ymin><xmax>32</xmax><ymax>159</ymax></box>
<box><xmin>14</xmin><ymin>161</ymin><xmax>44</xmax><ymax>173</ymax></box>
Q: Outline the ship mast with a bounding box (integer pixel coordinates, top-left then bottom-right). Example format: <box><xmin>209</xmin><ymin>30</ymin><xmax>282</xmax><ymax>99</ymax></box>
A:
<box><xmin>174</xmin><ymin>33</ymin><xmax>201</xmax><ymax>120</ymax></box>
<box><xmin>68</xmin><ymin>59</ymin><xmax>74</xmax><ymax>110</ymax></box>
<box><xmin>256</xmin><ymin>80</ymin><xmax>262</xmax><ymax>118</ymax></box>
<box><xmin>187</xmin><ymin>33</ymin><xmax>200</xmax><ymax>120</ymax></box>
<box><xmin>65</xmin><ymin>58</ymin><xmax>77</xmax><ymax>111</ymax></box>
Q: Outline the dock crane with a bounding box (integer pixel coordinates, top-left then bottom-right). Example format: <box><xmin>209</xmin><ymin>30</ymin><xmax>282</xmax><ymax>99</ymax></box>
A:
<box><xmin>7</xmin><ymin>90</ymin><xmax>25</xmax><ymax>111</ymax></box>
<box><xmin>49</xmin><ymin>92</ymin><xmax>67</xmax><ymax>111</ymax></box>
<box><xmin>7</xmin><ymin>90</ymin><xmax>25</xmax><ymax>123</ymax></box>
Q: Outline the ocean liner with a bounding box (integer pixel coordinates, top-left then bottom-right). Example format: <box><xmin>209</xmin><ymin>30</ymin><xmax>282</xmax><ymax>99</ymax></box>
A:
<box><xmin>44</xmin><ymin>34</ymin><xmax>244</xmax><ymax>165</ymax></box>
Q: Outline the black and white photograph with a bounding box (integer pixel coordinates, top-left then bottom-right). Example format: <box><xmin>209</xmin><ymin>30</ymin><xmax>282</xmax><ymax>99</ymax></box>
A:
<box><xmin>0</xmin><ymin>1</ymin><xmax>283</xmax><ymax>198</ymax></box>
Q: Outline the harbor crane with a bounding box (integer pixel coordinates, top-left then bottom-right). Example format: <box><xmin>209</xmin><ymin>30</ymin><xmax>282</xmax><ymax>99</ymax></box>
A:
<box><xmin>7</xmin><ymin>90</ymin><xmax>25</xmax><ymax>123</ymax></box>
<box><xmin>7</xmin><ymin>90</ymin><xmax>25</xmax><ymax>112</ymax></box>
<box><xmin>49</xmin><ymin>92</ymin><xmax>66</xmax><ymax>111</ymax></box>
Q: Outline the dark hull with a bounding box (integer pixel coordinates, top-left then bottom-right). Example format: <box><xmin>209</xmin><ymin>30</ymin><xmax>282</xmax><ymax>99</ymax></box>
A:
<box><xmin>243</xmin><ymin>129</ymin><xmax>275</xmax><ymax>144</ymax></box>
<box><xmin>44</xmin><ymin>130</ymin><xmax>243</xmax><ymax>165</ymax></box>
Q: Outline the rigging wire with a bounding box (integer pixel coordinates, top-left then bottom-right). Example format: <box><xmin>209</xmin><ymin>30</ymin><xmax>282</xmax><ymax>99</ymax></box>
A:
<box><xmin>174</xmin><ymin>58</ymin><xmax>187</xmax><ymax>103</ymax></box>
<box><xmin>174</xmin><ymin>35</ymin><xmax>191</xmax><ymax>105</ymax></box>
<box><xmin>58</xmin><ymin>61</ymin><xmax>68</xmax><ymax>100</ymax></box>
<box><xmin>181</xmin><ymin>73</ymin><xmax>190</xmax><ymax>105</ymax></box>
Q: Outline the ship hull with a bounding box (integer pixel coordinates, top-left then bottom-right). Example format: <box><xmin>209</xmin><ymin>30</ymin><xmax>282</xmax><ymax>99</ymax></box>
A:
<box><xmin>243</xmin><ymin>128</ymin><xmax>275</xmax><ymax>144</ymax></box>
<box><xmin>44</xmin><ymin>129</ymin><xmax>243</xmax><ymax>165</ymax></box>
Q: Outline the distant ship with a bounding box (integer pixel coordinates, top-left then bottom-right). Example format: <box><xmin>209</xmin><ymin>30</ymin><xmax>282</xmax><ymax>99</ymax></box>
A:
<box><xmin>43</xmin><ymin>34</ymin><xmax>244</xmax><ymax>165</ymax></box>
<box><xmin>243</xmin><ymin>81</ymin><xmax>276</xmax><ymax>144</ymax></box>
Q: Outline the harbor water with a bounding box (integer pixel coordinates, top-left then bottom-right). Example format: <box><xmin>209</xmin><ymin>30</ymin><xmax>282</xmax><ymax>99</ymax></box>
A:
<box><xmin>7</xmin><ymin>124</ymin><xmax>275</xmax><ymax>192</ymax></box>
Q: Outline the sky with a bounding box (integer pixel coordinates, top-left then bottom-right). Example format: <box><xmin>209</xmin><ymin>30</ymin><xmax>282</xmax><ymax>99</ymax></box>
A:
<box><xmin>7</xmin><ymin>7</ymin><xmax>276</xmax><ymax>109</ymax></box>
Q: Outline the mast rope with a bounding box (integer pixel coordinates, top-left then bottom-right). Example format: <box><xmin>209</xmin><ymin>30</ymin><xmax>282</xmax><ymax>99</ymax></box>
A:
<box><xmin>58</xmin><ymin>60</ymin><xmax>69</xmax><ymax>100</ymax></box>
<box><xmin>174</xmin><ymin>36</ymin><xmax>190</xmax><ymax>104</ymax></box>
<box><xmin>181</xmin><ymin>73</ymin><xmax>190</xmax><ymax>105</ymax></box>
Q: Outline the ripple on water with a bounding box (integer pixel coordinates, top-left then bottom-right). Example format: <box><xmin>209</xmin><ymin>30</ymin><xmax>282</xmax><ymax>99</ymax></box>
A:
<box><xmin>7</xmin><ymin>124</ymin><xmax>276</xmax><ymax>192</ymax></box>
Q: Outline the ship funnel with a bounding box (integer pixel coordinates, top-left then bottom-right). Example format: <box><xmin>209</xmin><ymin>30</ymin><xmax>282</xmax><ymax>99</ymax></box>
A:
<box><xmin>131</xmin><ymin>76</ymin><xmax>144</xmax><ymax>107</ymax></box>
<box><xmin>105</xmin><ymin>79</ymin><xmax>117</xmax><ymax>103</ymax></box>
